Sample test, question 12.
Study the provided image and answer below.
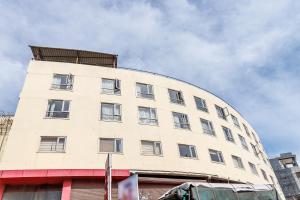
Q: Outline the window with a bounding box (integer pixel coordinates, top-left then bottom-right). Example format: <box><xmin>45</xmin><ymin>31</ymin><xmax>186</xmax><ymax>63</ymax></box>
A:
<box><xmin>101</xmin><ymin>78</ymin><xmax>121</xmax><ymax>94</ymax></box>
<box><xmin>252</xmin><ymin>131</ymin><xmax>259</xmax><ymax>143</ymax></box>
<box><xmin>3</xmin><ymin>185</ymin><xmax>62</xmax><ymax>200</ymax></box>
<box><xmin>194</xmin><ymin>96</ymin><xmax>208</xmax><ymax>112</ymax></box>
<box><xmin>99</xmin><ymin>138</ymin><xmax>122</xmax><ymax>153</ymax></box>
<box><xmin>231</xmin><ymin>114</ymin><xmax>240</xmax><ymax>128</ymax></box>
<box><xmin>261</xmin><ymin>169</ymin><xmax>268</xmax><ymax>181</ymax></box>
<box><xmin>214</xmin><ymin>188</ymin><xmax>238</xmax><ymax>200</ymax></box>
<box><xmin>222</xmin><ymin>126</ymin><xmax>235</xmax><ymax>142</ymax></box>
<box><xmin>101</xmin><ymin>103</ymin><xmax>121</xmax><ymax>121</ymax></box>
<box><xmin>39</xmin><ymin>136</ymin><xmax>66</xmax><ymax>152</ymax></box>
<box><xmin>191</xmin><ymin>187</ymin><xmax>214</xmax><ymax>200</ymax></box>
<box><xmin>232</xmin><ymin>155</ymin><xmax>244</xmax><ymax>169</ymax></box>
<box><xmin>178</xmin><ymin>144</ymin><xmax>197</xmax><ymax>158</ymax></box>
<box><xmin>172</xmin><ymin>112</ymin><xmax>190</xmax><ymax>129</ymax></box>
<box><xmin>200</xmin><ymin>118</ymin><xmax>215</xmax><ymax>136</ymax></box>
<box><xmin>262</xmin><ymin>155</ymin><xmax>267</xmax><ymax>164</ymax></box>
<box><xmin>51</xmin><ymin>74</ymin><xmax>73</xmax><ymax>90</ymax></box>
<box><xmin>141</xmin><ymin>140</ymin><xmax>162</xmax><ymax>156</ymax></box>
<box><xmin>168</xmin><ymin>89</ymin><xmax>184</xmax><ymax>105</ymax></box>
<box><xmin>238</xmin><ymin>134</ymin><xmax>249</xmax><ymax>150</ymax></box>
<box><xmin>209</xmin><ymin>149</ymin><xmax>224</xmax><ymax>163</ymax></box>
<box><xmin>270</xmin><ymin>176</ymin><xmax>275</xmax><ymax>185</ymax></box>
<box><xmin>251</xmin><ymin>143</ymin><xmax>259</xmax><ymax>157</ymax></box>
<box><xmin>136</xmin><ymin>83</ymin><xmax>154</xmax><ymax>99</ymax></box>
<box><xmin>46</xmin><ymin>100</ymin><xmax>70</xmax><ymax>118</ymax></box>
<box><xmin>215</xmin><ymin>105</ymin><xmax>227</xmax><ymax>120</ymax></box>
<box><xmin>243</xmin><ymin>124</ymin><xmax>251</xmax><ymax>137</ymax></box>
<box><xmin>248</xmin><ymin>162</ymin><xmax>259</xmax><ymax>175</ymax></box>
<box><xmin>138</xmin><ymin>107</ymin><xmax>158</xmax><ymax>125</ymax></box>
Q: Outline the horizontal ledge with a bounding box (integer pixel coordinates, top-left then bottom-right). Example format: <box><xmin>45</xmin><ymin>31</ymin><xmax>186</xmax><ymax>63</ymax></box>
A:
<box><xmin>0</xmin><ymin>169</ymin><xmax>130</xmax><ymax>179</ymax></box>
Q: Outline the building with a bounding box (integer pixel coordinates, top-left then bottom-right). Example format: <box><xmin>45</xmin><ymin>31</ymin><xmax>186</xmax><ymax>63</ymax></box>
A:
<box><xmin>0</xmin><ymin>46</ymin><xmax>285</xmax><ymax>200</ymax></box>
<box><xmin>270</xmin><ymin>153</ymin><xmax>300</xmax><ymax>200</ymax></box>
<box><xmin>0</xmin><ymin>112</ymin><xmax>13</xmax><ymax>158</ymax></box>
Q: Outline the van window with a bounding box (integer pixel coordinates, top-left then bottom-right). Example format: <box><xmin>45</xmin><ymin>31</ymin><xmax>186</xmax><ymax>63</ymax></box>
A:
<box><xmin>191</xmin><ymin>187</ymin><xmax>214</xmax><ymax>200</ymax></box>
<box><xmin>214</xmin><ymin>188</ymin><xmax>238</xmax><ymax>200</ymax></box>
<box><xmin>237</xmin><ymin>191</ymin><xmax>257</xmax><ymax>200</ymax></box>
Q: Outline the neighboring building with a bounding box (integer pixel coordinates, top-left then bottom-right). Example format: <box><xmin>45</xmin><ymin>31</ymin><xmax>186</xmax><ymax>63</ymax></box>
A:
<box><xmin>0</xmin><ymin>112</ymin><xmax>13</xmax><ymax>158</ymax></box>
<box><xmin>0</xmin><ymin>46</ymin><xmax>285</xmax><ymax>200</ymax></box>
<box><xmin>270</xmin><ymin>153</ymin><xmax>300</xmax><ymax>200</ymax></box>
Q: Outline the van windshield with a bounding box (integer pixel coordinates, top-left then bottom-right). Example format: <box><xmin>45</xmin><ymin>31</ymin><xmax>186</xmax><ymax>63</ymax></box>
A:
<box><xmin>191</xmin><ymin>187</ymin><xmax>278</xmax><ymax>200</ymax></box>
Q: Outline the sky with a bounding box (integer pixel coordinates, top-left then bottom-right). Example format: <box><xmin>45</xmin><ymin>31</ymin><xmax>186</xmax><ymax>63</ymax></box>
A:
<box><xmin>0</xmin><ymin>0</ymin><xmax>300</xmax><ymax>158</ymax></box>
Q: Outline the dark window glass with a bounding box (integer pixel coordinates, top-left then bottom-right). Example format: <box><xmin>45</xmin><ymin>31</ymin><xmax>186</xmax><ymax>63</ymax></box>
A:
<box><xmin>46</xmin><ymin>100</ymin><xmax>70</xmax><ymax>118</ymax></box>
<box><xmin>3</xmin><ymin>185</ymin><xmax>62</xmax><ymax>200</ymax></box>
<box><xmin>194</xmin><ymin>96</ymin><xmax>208</xmax><ymax>112</ymax></box>
<box><xmin>178</xmin><ymin>144</ymin><xmax>197</xmax><ymax>158</ymax></box>
<box><xmin>168</xmin><ymin>89</ymin><xmax>184</xmax><ymax>105</ymax></box>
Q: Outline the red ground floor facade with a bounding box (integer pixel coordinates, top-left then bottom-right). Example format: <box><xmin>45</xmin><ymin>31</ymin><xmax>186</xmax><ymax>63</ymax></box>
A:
<box><xmin>0</xmin><ymin>169</ymin><xmax>203</xmax><ymax>200</ymax></box>
<box><xmin>0</xmin><ymin>169</ymin><xmax>130</xmax><ymax>200</ymax></box>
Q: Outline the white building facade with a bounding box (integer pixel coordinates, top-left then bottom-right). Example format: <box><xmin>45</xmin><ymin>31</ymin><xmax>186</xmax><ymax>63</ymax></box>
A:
<box><xmin>0</xmin><ymin>47</ymin><xmax>285</xmax><ymax>200</ymax></box>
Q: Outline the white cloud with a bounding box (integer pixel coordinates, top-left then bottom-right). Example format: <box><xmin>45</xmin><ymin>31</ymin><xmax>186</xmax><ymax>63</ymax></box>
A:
<box><xmin>0</xmin><ymin>0</ymin><xmax>299</xmax><ymax>157</ymax></box>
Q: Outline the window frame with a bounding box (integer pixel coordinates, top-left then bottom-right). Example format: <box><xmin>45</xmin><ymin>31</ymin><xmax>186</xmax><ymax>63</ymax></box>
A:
<box><xmin>140</xmin><ymin>140</ymin><xmax>163</xmax><ymax>156</ymax></box>
<box><xmin>51</xmin><ymin>73</ymin><xmax>74</xmax><ymax>90</ymax></box>
<box><xmin>243</xmin><ymin>124</ymin><xmax>251</xmax><ymax>138</ymax></box>
<box><xmin>252</xmin><ymin>131</ymin><xmax>259</xmax><ymax>143</ymax></box>
<box><xmin>138</xmin><ymin>106</ymin><xmax>158</xmax><ymax>125</ymax></box>
<box><xmin>168</xmin><ymin>89</ymin><xmax>185</xmax><ymax>105</ymax></box>
<box><xmin>100</xmin><ymin>102</ymin><xmax>122</xmax><ymax>122</ymax></box>
<box><xmin>270</xmin><ymin>175</ymin><xmax>275</xmax><ymax>185</ymax></box>
<box><xmin>232</xmin><ymin>155</ymin><xmax>245</xmax><ymax>169</ymax></box>
<box><xmin>172</xmin><ymin>112</ymin><xmax>190</xmax><ymax>130</ymax></box>
<box><xmin>251</xmin><ymin>143</ymin><xmax>259</xmax><ymax>158</ymax></box>
<box><xmin>222</xmin><ymin>126</ymin><xmax>235</xmax><ymax>143</ymax></box>
<box><xmin>200</xmin><ymin>118</ymin><xmax>215</xmax><ymax>136</ymax></box>
<box><xmin>136</xmin><ymin>82</ymin><xmax>154</xmax><ymax>99</ymax></box>
<box><xmin>178</xmin><ymin>144</ymin><xmax>198</xmax><ymax>159</ymax></box>
<box><xmin>231</xmin><ymin>114</ymin><xmax>240</xmax><ymax>128</ymax></box>
<box><xmin>209</xmin><ymin>149</ymin><xmax>225</xmax><ymax>164</ymax></box>
<box><xmin>194</xmin><ymin>96</ymin><xmax>208</xmax><ymax>112</ymax></box>
<box><xmin>248</xmin><ymin>162</ymin><xmax>259</xmax><ymax>175</ymax></box>
<box><xmin>101</xmin><ymin>78</ymin><xmax>121</xmax><ymax>95</ymax></box>
<box><xmin>238</xmin><ymin>134</ymin><xmax>249</xmax><ymax>150</ymax></box>
<box><xmin>38</xmin><ymin>136</ymin><xmax>66</xmax><ymax>153</ymax></box>
<box><xmin>261</xmin><ymin>169</ymin><xmax>268</xmax><ymax>181</ymax></box>
<box><xmin>215</xmin><ymin>105</ymin><xmax>227</xmax><ymax>120</ymax></box>
<box><xmin>99</xmin><ymin>138</ymin><xmax>123</xmax><ymax>153</ymax></box>
<box><xmin>45</xmin><ymin>99</ymin><xmax>70</xmax><ymax>119</ymax></box>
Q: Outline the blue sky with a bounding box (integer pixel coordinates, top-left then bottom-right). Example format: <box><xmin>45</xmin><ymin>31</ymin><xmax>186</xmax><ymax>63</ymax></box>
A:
<box><xmin>0</xmin><ymin>0</ymin><xmax>300</xmax><ymax>158</ymax></box>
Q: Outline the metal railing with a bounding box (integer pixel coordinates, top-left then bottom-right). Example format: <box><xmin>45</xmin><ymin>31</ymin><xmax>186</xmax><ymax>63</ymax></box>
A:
<box><xmin>46</xmin><ymin>111</ymin><xmax>69</xmax><ymax>118</ymax></box>
<box><xmin>102</xmin><ymin>88</ymin><xmax>121</xmax><ymax>94</ymax></box>
<box><xmin>170</xmin><ymin>98</ymin><xmax>185</xmax><ymax>105</ymax></box>
<box><xmin>137</xmin><ymin>92</ymin><xmax>154</xmax><ymax>99</ymax></box>
<box><xmin>51</xmin><ymin>83</ymin><xmax>73</xmax><ymax>90</ymax></box>
<box><xmin>203</xmin><ymin>129</ymin><xmax>215</xmax><ymax>135</ymax></box>
<box><xmin>39</xmin><ymin>144</ymin><xmax>65</xmax><ymax>152</ymax></box>
<box><xmin>139</xmin><ymin>118</ymin><xmax>158</xmax><ymax>125</ymax></box>
<box><xmin>101</xmin><ymin>114</ymin><xmax>121</xmax><ymax>121</ymax></box>
<box><xmin>175</xmin><ymin>122</ymin><xmax>190</xmax><ymax>129</ymax></box>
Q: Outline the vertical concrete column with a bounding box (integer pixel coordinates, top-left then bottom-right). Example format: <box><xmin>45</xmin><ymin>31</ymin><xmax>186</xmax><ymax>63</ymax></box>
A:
<box><xmin>0</xmin><ymin>184</ymin><xmax>5</xmax><ymax>200</ymax></box>
<box><xmin>61</xmin><ymin>179</ymin><xmax>72</xmax><ymax>200</ymax></box>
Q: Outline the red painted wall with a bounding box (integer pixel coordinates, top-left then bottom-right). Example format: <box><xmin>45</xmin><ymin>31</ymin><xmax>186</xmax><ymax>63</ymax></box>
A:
<box><xmin>0</xmin><ymin>169</ymin><xmax>130</xmax><ymax>185</ymax></box>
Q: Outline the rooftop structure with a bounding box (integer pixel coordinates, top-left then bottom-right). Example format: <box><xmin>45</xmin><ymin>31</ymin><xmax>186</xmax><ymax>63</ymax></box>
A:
<box><xmin>30</xmin><ymin>46</ymin><xmax>118</xmax><ymax>68</ymax></box>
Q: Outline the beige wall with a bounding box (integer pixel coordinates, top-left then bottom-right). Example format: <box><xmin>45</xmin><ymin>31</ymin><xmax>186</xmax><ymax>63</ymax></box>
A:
<box><xmin>0</xmin><ymin>60</ymin><xmax>285</xmax><ymax>199</ymax></box>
